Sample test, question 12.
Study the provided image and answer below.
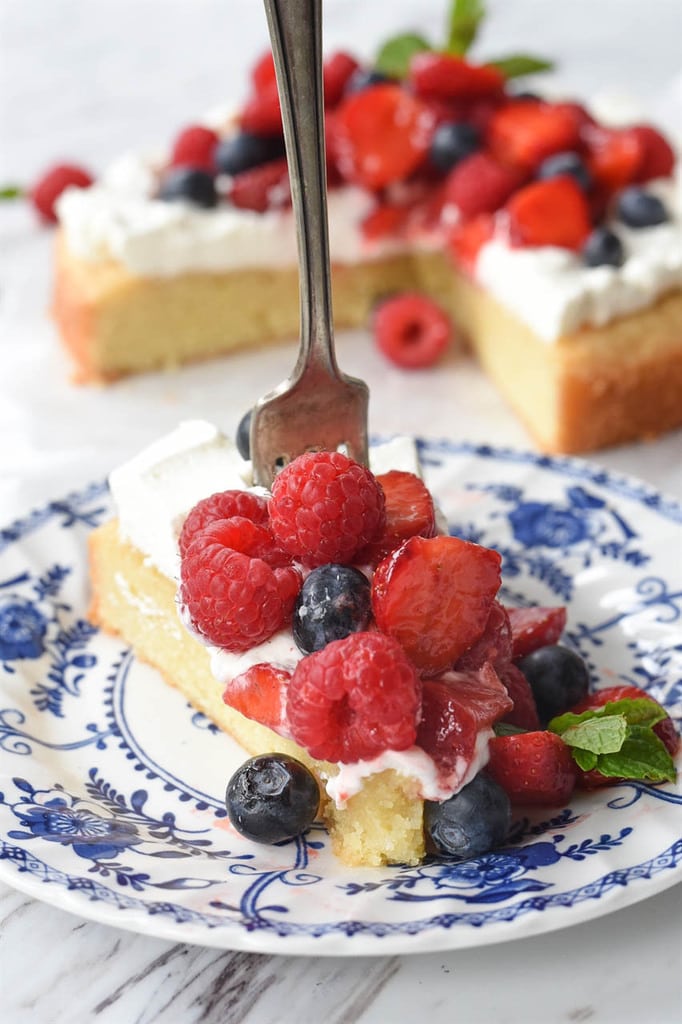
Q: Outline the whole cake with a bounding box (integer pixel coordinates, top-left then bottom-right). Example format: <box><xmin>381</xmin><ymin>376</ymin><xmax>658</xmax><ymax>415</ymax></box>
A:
<box><xmin>53</xmin><ymin>12</ymin><xmax>682</xmax><ymax>454</ymax></box>
<box><xmin>88</xmin><ymin>421</ymin><xmax>679</xmax><ymax>866</ymax></box>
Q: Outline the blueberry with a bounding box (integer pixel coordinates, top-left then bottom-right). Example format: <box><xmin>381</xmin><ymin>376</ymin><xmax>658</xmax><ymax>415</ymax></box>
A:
<box><xmin>424</xmin><ymin>774</ymin><xmax>511</xmax><ymax>859</ymax></box>
<box><xmin>429</xmin><ymin>122</ymin><xmax>480</xmax><ymax>173</ymax></box>
<box><xmin>225</xmin><ymin>754</ymin><xmax>320</xmax><ymax>844</ymax></box>
<box><xmin>616</xmin><ymin>187</ymin><xmax>669</xmax><ymax>228</ymax></box>
<box><xmin>236</xmin><ymin>408</ymin><xmax>252</xmax><ymax>460</ymax></box>
<box><xmin>345</xmin><ymin>68</ymin><xmax>394</xmax><ymax>94</ymax></box>
<box><xmin>293</xmin><ymin>564</ymin><xmax>372</xmax><ymax>655</ymax></box>
<box><xmin>537</xmin><ymin>151</ymin><xmax>592</xmax><ymax>192</ymax></box>
<box><xmin>157</xmin><ymin>167</ymin><xmax>217</xmax><ymax>208</ymax></box>
<box><xmin>518</xmin><ymin>644</ymin><xmax>590</xmax><ymax>726</ymax></box>
<box><xmin>582</xmin><ymin>227</ymin><xmax>625</xmax><ymax>268</ymax></box>
<box><xmin>215</xmin><ymin>131</ymin><xmax>285</xmax><ymax>176</ymax></box>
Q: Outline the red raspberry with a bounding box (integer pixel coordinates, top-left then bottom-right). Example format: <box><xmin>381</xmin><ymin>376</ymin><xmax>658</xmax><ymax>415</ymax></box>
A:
<box><xmin>497</xmin><ymin>663</ymin><xmax>541</xmax><ymax>731</ymax></box>
<box><xmin>31</xmin><ymin>163</ymin><xmax>93</xmax><ymax>224</ymax></box>
<box><xmin>487</xmin><ymin>100</ymin><xmax>582</xmax><ymax>171</ymax></box>
<box><xmin>409</xmin><ymin>53</ymin><xmax>504</xmax><ymax>100</ymax></box>
<box><xmin>180</xmin><ymin>540</ymin><xmax>300</xmax><ymax>651</ymax></box>
<box><xmin>229</xmin><ymin>158</ymin><xmax>290</xmax><ymax>212</ymax></box>
<box><xmin>373</xmin><ymin>292</ymin><xmax>452</xmax><ymax>369</ymax></box>
<box><xmin>506</xmin><ymin>605</ymin><xmax>567</xmax><ymax>659</ymax></box>
<box><xmin>269</xmin><ymin>451</ymin><xmax>385</xmax><ymax>569</ymax></box>
<box><xmin>194</xmin><ymin>517</ymin><xmax>292</xmax><ymax>569</ymax></box>
<box><xmin>169</xmin><ymin>125</ymin><xmax>219</xmax><ymax>173</ymax></box>
<box><xmin>504</xmin><ymin>177</ymin><xmax>592</xmax><ymax>251</ymax></box>
<box><xmin>223</xmin><ymin>663</ymin><xmax>291</xmax><ymax>733</ymax></box>
<box><xmin>571</xmin><ymin>685</ymin><xmax>680</xmax><ymax>757</ymax></box>
<box><xmin>486</xmin><ymin>731</ymin><xmax>577</xmax><ymax>805</ymax></box>
<box><xmin>447</xmin><ymin>213</ymin><xmax>495</xmax><ymax>275</ymax></box>
<box><xmin>371</xmin><ymin>534</ymin><xmax>502</xmax><ymax>675</ymax></box>
<box><xmin>323</xmin><ymin>52</ymin><xmax>359</xmax><ymax>108</ymax></box>
<box><xmin>287</xmin><ymin>632</ymin><xmax>421</xmax><ymax>762</ymax></box>
<box><xmin>251</xmin><ymin>51</ymin><xmax>277</xmax><ymax>91</ymax></box>
<box><xmin>240</xmin><ymin>82</ymin><xmax>282</xmax><ymax>137</ymax></box>
<box><xmin>444</xmin><ymin>152</ymin><xmax>523</xmax><ymax>219</ymax></box>
<box><xmin>179</xmin><ymin>490</ymin><xmax>268</xmax><ymax>556</ymax></box>
<box><xmin>334</xmin><ymin>84</ymin><xmax>434</xmax><ymax>190</ymax></box>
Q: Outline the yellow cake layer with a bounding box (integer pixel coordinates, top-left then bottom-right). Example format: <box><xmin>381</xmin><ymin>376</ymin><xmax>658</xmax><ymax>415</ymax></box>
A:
<box><xmin>54</xmin><ymin>233</ymin><xmax>682</xmax><ymax>454</ymax></box>
<box><xmin>88</xmin><ymin>518</ymin><xmax>426</xmax><ymax>867</ymax></box>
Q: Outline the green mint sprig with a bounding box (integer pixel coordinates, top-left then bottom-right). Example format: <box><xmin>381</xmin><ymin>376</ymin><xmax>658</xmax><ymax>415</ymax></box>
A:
<box><xmin>549</xmin><ymin>698</ymin><xmax>676</xmax><ymax>783</ymax></box>
<box><xmin>0</xmin><ymin>185</ymin><xmax>24</xmax><ymax>200</ymax></box>
<box><xmin>375</xmin><ymin>0</ymin><xmax>554</xmax><ymax>81</ymax></box>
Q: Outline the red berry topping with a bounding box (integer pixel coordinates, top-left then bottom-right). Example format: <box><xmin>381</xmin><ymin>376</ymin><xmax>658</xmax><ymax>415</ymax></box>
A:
<box><xmin>444</xmin><ymin>151</ymin><xmax>523</xmax><ymax>219</ymax></box>
<box><xmin>417</xmin><ymin>663</ymin><xmax>513</xmax><ymax>779</ymax></box>
<box><xmin>195</xmin><ymin>517</ymin><xmax>292</xmax><ymax>569</ymax></box>
<box><xmin>240</xmin><ymin>81</ymin><xmax>283</xmax><ymax>137</ymax></box>
<box><xmin>447</xmin><ymin>213</ymin><xmax>495</xmax><ymax>275</ymax></box>
<box><xmin>506</xmin><ymin>605</ymin><xmax>567</xmax><ymax>659</ymax></box>
<box><xmin>170</xmin><ymin>125</ymin><xmax>219</xmax><ymax>173</ymax></box>
<box><xmin>180</xmin><ymin>540</ymin><xmax>301</xmax><ymax>651</ymax></box>
<box><xmin>31</xmin><ymin>163</ymin><xmax>93</xmax><ymax>224</ymax></box>
<box><xmin>287</xmin><ymin>631</ymin><xmax>421</xmax><ymax>763</ymax></box>
<box><xmin>496</xmin><ymin>662</ymin><xmax>541</xmax><ymax>731</ymax></box>
<box><xmin>504</xmin><ymin>177</ymin><xmax>592</xmax><ymax>251</ymax></box>
<box><xmin>571</xmin><ymin>685</ymin><xmax>679</xmax><ymax>757</ymax></box>
<box><xmin>359</xmin><ymin>470</ymin><xmax>437</xmax><ymax>567</ymax></box>
<box><xmin>486</xmin><ymin>731</ymin><xmax>577</xmax><ymax>805</ymax></box>
<box><xmin>323</xmin><ymin>52</ymin><xmax>360</xmax><ymax>108</ymax></box>
<box><xmin>251</xmin><ymin>51</ymin><xmax>277</xmax><ymax>92</ymax></box>
<box><xmin>373</xmin><ymin>292</ymin><xmax>452</xmax><ymax>369</ymax></box>
<box><xmin>223</xmin><ymin>662</ymin><xmax>291</xmax><ymax>733</ymax></box>
<box><xmin>334</xmin><ymin>84</ymin><xmax>434</xmax><ymax>190</ymax></box>
<box><xmin>371</xmin><ymin>534</ymin><xmax>502</xmax><ymax>675</ymax></box>
<box><xmin>269</xmin><ymin>451</ymin><xmax>385</xmax><ymax>569</ymax></box>
<box><xmin>631</xmin><ymin>124</ymin><xmax>675</xmax><ymax>182</ymax></box>
<box><xmin>583</xmin><ymin>125</ymin><xmax>645</xmax><ymax>192</ymax></box>
<box><xmin>487</xmin><ymin>100</ymin><xmax>581</xmax><ymax>171</ymax></box>
<box><xmin>455</xmin><ymin>601</ymin><xmax>513</xmax><ymax>672</ymax></box>
<box><xmin>179</xmin><ymin>490</ymin><xmax>268</xmax><ymax>556</ymax></box>
<box><xmin>229</xmin><ymin>158</ymin><xmax>290</xmax><ymax>212</ymax></box>
<box><xmin>409</xmin><ymin>53</ymin><xmax>504</xmax><ymax>101</ymax></box>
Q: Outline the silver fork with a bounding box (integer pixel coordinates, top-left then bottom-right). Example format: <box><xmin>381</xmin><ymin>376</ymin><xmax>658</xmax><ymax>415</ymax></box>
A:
<box><xmin>250</xmin><ymin>0</ymin><xmax>369</xmax><ymax>489</ymax></box>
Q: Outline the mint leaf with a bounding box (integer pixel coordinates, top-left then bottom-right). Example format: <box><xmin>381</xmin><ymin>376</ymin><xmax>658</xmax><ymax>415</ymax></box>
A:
<box><xmin>0</xmin><ymin>185</ymin><xmax>24</xmax><ymax>200</ymax></box>
<box><xmin>560</xmin><ymin>714</ymin><xmax>628</xmax><ymax>756</ymax></box>
<box><xmin>595</xmin><ymin>727</ymin><xmax>676</xmax><ymax>783</ymax></box>
<box><xmin>572</xmin><ymin>747</ymin><xmax>598</xmax><ymax>772</ymax></box>
<box><xmin>488</xmin><ymin>54</ymin><xmax>555</xmax><ymax>78</ymax></box>
<box><xmin>375</xmin><ymin>33</ymin><xmax>431</xmax><ymax>78</ymax></box>
<box><xmin>549</xmin><ymin>698</ymin><xmax>666</xmax><ymax>736</ymax></box>
<box><xmin>446</xmin><ymin>0</ymin><xmax>486</xmax><ymax>56</ymax></box>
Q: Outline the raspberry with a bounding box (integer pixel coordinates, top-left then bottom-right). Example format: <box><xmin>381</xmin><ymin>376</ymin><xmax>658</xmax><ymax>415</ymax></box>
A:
<box><xmin>268</xmin><ymin>451</ymin><xmax>385</xmax><ymax>569</ymax></box>
<box><xmin>373</xmin><ymin>292</ymin><xmax>452</xmax><ymax>369</ymax></box>
<box><xmin>323</xmin><ymin>52</ymin><xmax>360</xmax><ymax>108</ymax></box>
<box><xmin>240</xmin><ymin>82</ymin><xmax>282</xmax><ymax>137</ymax></box>
<box><xmin>372</xmin><ymin>535</ymin><xmax>502</xmax><ymax>675</ymax></box>
<box><xmin>487</xmin><ymin>100</ymin><xmax>582</xmax><ymax>171</ymax></box>
<box><xmin>506</xmin><ymin>605</ymin><xmax>567</xmax><ymax>659</ymax></box>
<box><xmin>223</xmin><ymin>663</ymin><xmax>291</xmax><ymax>733</ymax></box>
<box><xmin>486</xmin><ymin>731</ymin><xmax>577</xmax><ymax>805</ymax></box>
<box><xmin>229</xmin><ymin>158</ymin><xmax>290</xmax><ymax>212</ymax></box>
<box><xmin>169</xmin><ymin>125</ymin><xmax>219</xmax><ymax>173</ymax></box>
<box><xmin>287</xmin><ymin>632</ymin><xmax>421</xmax><ymax>762</ymax></box>
<box><xmin>194</xmin><ymin>517</ymin><xmax>292</xmax><ymax>568</ymax></box>
<box><xmin>180</xmin><ymin>541</ymin><xmax>300</xmax><ymax>651</ymax></box>
<box><xmin>504</xmin><ymin>177</ymin><xmax>592</xmax><ymax>251</ymax></box>
<box><xmin>409</xmin><ymin>54</ymin><xmax>504</xmax><ymax>101</ymax></box>
<box><xmin>444</xmin><ymin>152</ymin><xmax>523</xmax><ymax>219</ymax></box>
<box><xmin>179</xmin><ymin>490</ymin><xmax>268</xmax><ymax>556</ymax></box>
<box><xmin>31</xmin><ymin>163</ymin><xmax>93</xmax><ymax>223</ymax></box>
<box><xmin>334</xmin><ymin>84</ymin><xmax>434</xmax><ymax>190</ymax></box>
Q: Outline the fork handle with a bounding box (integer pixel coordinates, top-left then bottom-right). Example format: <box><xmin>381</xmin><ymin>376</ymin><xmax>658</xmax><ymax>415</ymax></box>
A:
<box><xmin>263</xmin><ymin>0</ymin><xmax>337</xmax><ymax>379</ymax></box>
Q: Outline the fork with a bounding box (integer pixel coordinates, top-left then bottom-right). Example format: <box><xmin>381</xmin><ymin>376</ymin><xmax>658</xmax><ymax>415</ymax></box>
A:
<box><xmin>249</xmin><ymin>0</ymin><xmax>369</xmax><ymax>489</ymax></box>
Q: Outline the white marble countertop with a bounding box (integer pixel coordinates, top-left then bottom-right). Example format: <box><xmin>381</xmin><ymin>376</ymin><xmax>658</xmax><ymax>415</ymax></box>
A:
<box><xmin>1</xmin><ymin>1</ymin><xmax>681</xmax><ymax>1021</ymax></box>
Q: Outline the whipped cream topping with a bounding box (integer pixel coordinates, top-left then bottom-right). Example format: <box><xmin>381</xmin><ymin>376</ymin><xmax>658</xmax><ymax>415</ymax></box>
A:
<box><xmin>109</xmin><ymin>421</ymin><xmax>494</xmax><ymax>809</ymax></box>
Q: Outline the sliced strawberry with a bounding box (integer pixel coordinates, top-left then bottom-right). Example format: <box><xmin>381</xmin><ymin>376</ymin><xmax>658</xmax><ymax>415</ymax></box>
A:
<box><xmin>583</xmin><ymin>124</ymin><xmax>644</xmax><ymax>192</ymax></box>
<box><xmin>251</xmin><ymin>51</ymin><xmax>277</xmax><ymax>92</ymax></box>
<box><xmin>170</xmin><ymin>125</ymin><xmax>219</xmax><ymax>173</ymax></box>
<box><xmin>240</xmin><ymin>81</ymin><xmax>283</xmax><ymax>137</ymax></box>
<box><xmin>323</xmin><ymin>51</ymin><xmax>359</xmax><ymax>108</ymax></box>
<box><xmin>409</xmin><ymin>53</ymin><xmax>504</xmax><ymax>101</ymax></box>
<box><xmin>371</xmin><ymin>534</ymin><xmax>501</xmax><ymax>675</ymax></box>
<box><xmin>571</xmin><ymin>685</ymin><xmax>680</xmax><ymax>757</ymax></box>
<box><xmin>446</xmin><ymin>213</ymin><xmax>495</xmax><ymax>275</ymax></box>
<box><xmin>359</xmin><ymin>470</ymin><xmax>437</xmax><ymax>565</ymax></box>
<box><xmin>504</xmin><ymin>177</ymin><xmax>592</xmax><ymax>250</ymax></box>
<box><xmin>506</xmin><ymin>605</ymin><xmax>567</xmax><ymax>659</ymax></box>
<box><xmin>334</xmin><ymin>84</ymin><xmax>434</xmax><ymax>190</ymax></box>
<box><xmin>497</xmin><ymin>663</ymin><xmax>541</xmax><ymax>731</ymax></box>
<box><xmin>223</xmin><ymin>663</ymin><xmax>291</xmax><ymax>733</ymax></box>
<box><xmin>444</xmin><ymin>151</ymin><xmax>523</xmax><ymax>219</ymax></box>
<box><xmin>229</xmin><ymin>158</ymin><xmax>290</xmax><ymax>213</ymax></box>
<box><xmin>418</xmin><ymin>662</ymin><xmax>513</xmax><ymax>781</ymax></box>
<box><xmin>631</xmin><ymin>124</ymin><xmax>675</xmax><ymax>182</ymax></box>
<box><xmin>455</xmin><ymin>601</ymin><xmax>512</xmax><ymax>671</ymax></box>
<box><xmin>486</xmin><ymin>731</ymin><xmax>577</xmax><ymax>805</ymax></box>
<box><xmin>487</xmin><ymin>100</ymin><xmax>582</xmax><ymax>171</ymax></box>
<box><xmin>361</xmin><ymin>202</ymin><xmax>412</xmax><ymax>242</ymax></box>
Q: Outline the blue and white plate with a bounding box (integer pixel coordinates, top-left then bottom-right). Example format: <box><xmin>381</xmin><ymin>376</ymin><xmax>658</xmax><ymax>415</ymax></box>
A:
<box><xmin>1</xmin><ymin>440</ymin><xmax>680</xmax><ymax>955</ymax></box>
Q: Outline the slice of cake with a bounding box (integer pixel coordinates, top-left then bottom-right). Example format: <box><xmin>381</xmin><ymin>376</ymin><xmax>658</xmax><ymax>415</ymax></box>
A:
<box><xmin>53</xmin><ymin>35</ymin><xmax>682</xmax><ymax>454</ymax></box>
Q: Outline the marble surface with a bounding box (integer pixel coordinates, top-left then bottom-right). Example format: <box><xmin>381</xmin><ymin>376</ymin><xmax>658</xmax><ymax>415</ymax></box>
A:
<box><xmin>1</xmin><ymin>0</ymin><xmax>681</xmax><ymax>1021</ymax></box>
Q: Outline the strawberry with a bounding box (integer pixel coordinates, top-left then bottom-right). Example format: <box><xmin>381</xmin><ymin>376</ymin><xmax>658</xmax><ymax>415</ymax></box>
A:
<box><xmin>323</xmin><ymin>51</ymin><xmax>359</xmax><ymax>108</ymax></box>
<box><xmin>455</xmin><ymin>601</ymin><xmax>512</xmax><ymax>671</ymax></box>
<box><xmin>228</xmin><ymin>158</ymin><xmax>290</xmax><ymax>212</ymax></box>
<box><xmin>446</xmin><ymin>213</ymin><xmax>495</xmax><ymax>275</ymax></box>
<box><xmin>486</xmin><ymin>731</ymin><xmax>577</xmax><ymax>805</ymax></box>
<box><xmin>334</xmin><ymin>84</ymin><xmax>434</xmax><ymax>190</ymax></box>
<box><xmin>240</xmin><ymin>81</ymin><xmax>283</xmax><ymax>137</ymax></box>
<box><xmin>418</xmin><ymin>662</ymin><xmax>513</xmax><ymax>780</ymax></box>
<box><xmin>497</xmin><ymin>663</ymin><xmax>541</xmax><ymax>731</ymax></box>
<box><xmin>359</xmin><ymin>470</ymin><xmax>437</xmax><ymax>566</ymax></box>
<box><xmin>371</xmin><ymin>534</ymin><xmax>501</xmax><ymax>675</ymax></box>
<box><xmin>571</xmin><ymin>685</ymin><xmax>680</xmax><ymax>757</ymax></box>
<box><xmin>361</xmin><ymin>202</ymin><xmax>411</xmax><ymax>242</ymax></box>
<box><xmin>444</xmin><ymin>151</ymin><xmax>523</xmax><ymax>219</ymax></box>
<box><xmin>631</xmin><ymin>124</ymin><xmax>675</xmax><ymax>182</ymax></box>
<box><xmin>409</xmin><ymin>53</ymin><xmax>504</xmax><ymax>101</ymax></box>
<box><xmin>583</xmin><ymin>125</ymin><xmax>645</xmax><ymax>192</ymax></box>
<box><xmin>506</xmin><ymin>605</ymin><xmax>567</xmax><ymax>659</ymax></box>
<box><xmin>251</xmin><ymin>51</ymin><xmax>277</xmax><ymax>91</ymax></box>
<box><xmin>170</xmin><ymin>125</ymin><xmax>219</xmax><ymax>173</ymax></box>
<box><xmin>223</xmin><ymin>663</ymin><xmax>291</xmax><ymax>734</ymax></box>
<box><xmin>504</xmin><ymin>177</ymin><xmax>592</xmax><ymax>250</ymax></box>
<box><xmin>487</xmin><ymin>100</ymin><xmax>582</xmax><ymax>171</ymax></box>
